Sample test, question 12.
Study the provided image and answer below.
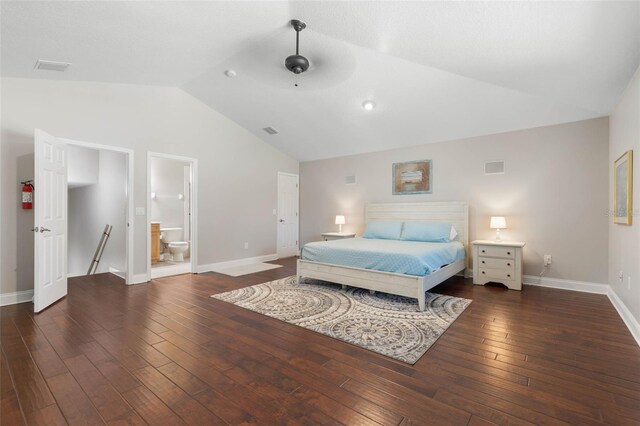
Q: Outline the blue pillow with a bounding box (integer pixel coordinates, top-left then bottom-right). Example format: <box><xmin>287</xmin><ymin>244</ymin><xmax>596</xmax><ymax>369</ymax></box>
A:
<box><xmin>401</xmin><ymin>222</ymin><xmax>453</xmax><ymax>242</ymax></box>
<box><xmin>362</xmin><ymin>221</ymin><xmax>403</xmax><ymax>240</ymax></box>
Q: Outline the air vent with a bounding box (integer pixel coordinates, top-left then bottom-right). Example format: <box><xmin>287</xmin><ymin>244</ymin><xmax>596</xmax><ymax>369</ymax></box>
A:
<box><xmin>484</xmin><ymin>160</ymin><xmax>505</xmax><ymax>175</ymax></box>
<box><xmin>345</xmin><ymin>175</ymin><xmax>356</xmax><ymax>185</ymax></box>
<box><xmin>34</xmin><ymin>60</ymin><xmax>71</xmax><ymax>72</ymax></box>
<box><xmin>262</xmin><ymin>126</ymin><xmax>279</xmax><ymax>135</ymax></box>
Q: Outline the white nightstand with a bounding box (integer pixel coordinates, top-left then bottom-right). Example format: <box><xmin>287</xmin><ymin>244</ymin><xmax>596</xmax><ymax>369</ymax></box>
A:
<box><xmin>321</xmin><ymin>232</ymin><xmax>356</xmax><ymax>241</ymax></box>
<box><xmin>472</xmin><ymin>240</ymin><xmax>525</xmax><ymax>290</ymax></box>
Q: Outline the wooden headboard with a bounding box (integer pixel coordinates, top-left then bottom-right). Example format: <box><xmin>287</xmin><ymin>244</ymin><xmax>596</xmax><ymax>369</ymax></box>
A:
<box><xmin>365</xmin><ymin>201</ymin><xmax>469</xmax><ymax>268</ymax></box>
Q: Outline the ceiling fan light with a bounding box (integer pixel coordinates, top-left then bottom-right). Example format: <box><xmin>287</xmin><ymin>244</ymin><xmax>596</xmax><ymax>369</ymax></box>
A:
<box><xmin>362</xmin><ymin>100</ymin><xmax>376</xmax><ymax>111</ymax></box>
<box><xmin>285</xmin><ymin>54</ymin><xmax>309</xmax><ymax>74</ymax></box>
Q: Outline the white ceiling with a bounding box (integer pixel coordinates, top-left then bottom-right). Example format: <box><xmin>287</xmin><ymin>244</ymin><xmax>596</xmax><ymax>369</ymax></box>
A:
<box><xmin>2</xmin><ymin>1</ymin><xmax>639</xmax><ymax>161</ymax></box>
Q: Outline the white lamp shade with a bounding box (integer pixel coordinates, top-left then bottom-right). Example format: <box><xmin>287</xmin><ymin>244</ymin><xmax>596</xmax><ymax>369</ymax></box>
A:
<box><xmin>490</xmin><ymin>216</ymin><xmax>507</xmax><ymax>229</ymax></box>
<box><xmin>335</xmin><ymin>215</ymin><xmax>346</xmax><ymax>225</ymax></box>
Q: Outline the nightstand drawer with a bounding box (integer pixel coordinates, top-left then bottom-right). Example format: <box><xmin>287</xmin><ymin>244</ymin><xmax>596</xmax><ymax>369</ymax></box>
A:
<box><xmin>479</xmin><ymin>268</ymin><xmax>516</xmax><ymax>281</ymax></box>
<box><xmin>477</xmin><ymin>246</ymin><xmax>515</xmax><ymax>259</ymax></box>
<box><xmin>478</xmin><ymin>257</ymin><xmax>515</xmax><ymax>270</ymax></box>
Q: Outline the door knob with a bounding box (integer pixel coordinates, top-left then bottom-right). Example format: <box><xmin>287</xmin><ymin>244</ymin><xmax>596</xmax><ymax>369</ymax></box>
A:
<box><xmin>279</xmin><ymin>219</ymin><xmax>285</xmax><ymax>223</ymax></box>
<box><xmin>39</xmin><ymin>226</ymin><xmax>51</xmax><ymax>233</ymax></box>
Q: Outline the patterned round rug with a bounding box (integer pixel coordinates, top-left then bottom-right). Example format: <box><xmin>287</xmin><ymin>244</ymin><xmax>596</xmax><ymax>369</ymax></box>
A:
<box><xmin>211</xmin><ymin>276</ymin><xmax>471</xmax><ymax>364</ymax></box>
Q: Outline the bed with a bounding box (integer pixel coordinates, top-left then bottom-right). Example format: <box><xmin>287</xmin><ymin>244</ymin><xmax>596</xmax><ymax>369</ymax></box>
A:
<box><xmin>297</xmin><ymin>201</ymin><xmax>469</xmax><ymax>311</ymax></box>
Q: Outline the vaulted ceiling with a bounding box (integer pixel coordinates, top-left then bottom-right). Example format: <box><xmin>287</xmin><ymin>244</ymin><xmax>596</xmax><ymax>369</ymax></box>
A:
<box><xmin>2</xmin><ymin>1</ymin><xmax>639</xmax><ymax>161</ymax></box>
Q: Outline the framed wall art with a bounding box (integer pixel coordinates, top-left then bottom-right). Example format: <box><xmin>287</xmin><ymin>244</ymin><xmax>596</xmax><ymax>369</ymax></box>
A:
<box><xmin>393</xmin><ymin>160</ymin><xmax>432</xmax><ymax>195</ymax></box>
<box><xmin>614</xmin><ymin>150</ymin><xmax>633</xmax><ymax>225</ymax></box>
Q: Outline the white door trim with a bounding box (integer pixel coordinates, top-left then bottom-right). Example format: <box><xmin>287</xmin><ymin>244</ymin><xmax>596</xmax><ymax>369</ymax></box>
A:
<box><xmin>146</xmin><ymin>152</ymin><xmax>198</xmax><ymax>281</ymax></box>
<box><xmin>277</xmin><ymin>172</ymin><xmax>299</xmax><ymax>258</ymax></box>
<box><xmin>62</xmin><ymin>138</ymin><xmax>135</xmax><ymax>285</ymax></box>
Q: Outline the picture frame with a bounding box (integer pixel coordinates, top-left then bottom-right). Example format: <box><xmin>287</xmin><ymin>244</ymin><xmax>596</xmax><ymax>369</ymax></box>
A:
<box><xmin>393</xmin><ymin>160</ymin><xmax>432</xmax><ymax>195</ymax></box>
<box><xmin>614</xmin><ymin>150</ymin><xmax>633</xmax><ymax>225</ymax></box>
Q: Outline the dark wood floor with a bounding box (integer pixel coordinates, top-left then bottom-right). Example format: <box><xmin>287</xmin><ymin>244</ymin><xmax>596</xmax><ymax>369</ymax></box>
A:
<box><xmin>2</xmin><ymin>257</ymin><xmax>639</xmax><ymax>425</ymax></box>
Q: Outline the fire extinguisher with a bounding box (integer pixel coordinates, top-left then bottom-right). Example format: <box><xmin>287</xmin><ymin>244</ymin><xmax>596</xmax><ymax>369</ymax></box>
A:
<box><xmin>21</xmin><ymin>180</ymin><xmax>34</xmax><ymax>209</ymax></box>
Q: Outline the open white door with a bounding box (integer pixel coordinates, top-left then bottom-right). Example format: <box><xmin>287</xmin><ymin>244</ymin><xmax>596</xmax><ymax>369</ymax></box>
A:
<box><xmin>34</xmin><ymin>129</ymin><xmax>68</xmax><ymax>313</ymax></box>
<box><xmin>277</xmin><ymin>173</ymin><xmax>299</xmax><ymax>258</ymax></box>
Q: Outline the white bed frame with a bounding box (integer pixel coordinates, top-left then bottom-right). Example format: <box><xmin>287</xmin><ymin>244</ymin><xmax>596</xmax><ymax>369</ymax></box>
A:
<box><xmin>297</xmin><ymin>201</ymin><xmax>469</xmax><ymax>311</ymax></box>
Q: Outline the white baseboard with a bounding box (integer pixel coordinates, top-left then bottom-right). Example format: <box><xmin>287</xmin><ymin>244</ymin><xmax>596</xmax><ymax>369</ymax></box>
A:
<box><xmin>524</xmin><ymin>274</ymin><xmax>639</xmax><ymax>347</ymax></box>
<box><xmin>197</xmin><ymin>253</ymin><xmax>279</xmax><ymax>274</ymax></box>
<box><xmin>607</xmin><ymin>287</ymin><xmax>640</xmax><ymax>347</ymax></box>
<box><xmin>0</xmin><ymin>290</ymin><xmax>34</xmax><ymax>306</ymax></box>
<box><xmin>67</xmin><ymin>272</ymin><xmax>85</xmax><ymax>278</ymax></box>
<box><xmin>109</xmin><ymin>267</ymin><xmax>126</xmax><ymax>279</ymax></box>
<box><xmin>523</xmin><ymin>275</ymin><xmax>609</xmax><ymax>294</ymax></box>
<box><xmin>131</xmin><ymin>273</ymin><xmax>149</xmax><ymax>284</ymax></box>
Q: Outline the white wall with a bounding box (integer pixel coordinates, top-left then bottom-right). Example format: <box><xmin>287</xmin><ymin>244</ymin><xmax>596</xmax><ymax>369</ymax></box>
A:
<box><xmin>0</xmin><ymin>77</ymin><xmax>298</xmax><ymax>294</ymax></box>
<box><xmin>609</xmin><ymin>65</ymin><xmax>640</xmax><ymax>324</ymax></box>
<box><xmin>67</xmin><ymin>144</ymin><xmax>99</xmax><ymax>188</ymax></box>
<box><xmin>68</xmin><ymin>149</ymin><xmax>127</xmax><ymax>276</ymax></box>
<box><xmin>150</xmin><ymin>156</ymin><xmax>189</xmax><ymax>231</ymax></box>
<box><xmin>300</xmin><ymin>118</ymin><xmax>610</xmax><ymax>284</ymax></box>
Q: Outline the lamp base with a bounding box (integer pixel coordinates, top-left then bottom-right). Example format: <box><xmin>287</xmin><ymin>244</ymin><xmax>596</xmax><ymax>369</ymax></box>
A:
<box><xmin>494</xmin><ymin>229</ymin><xmax>502</xmax><ymax>241</ymax></box>
<box><xmin>337</xmin><ymin>224</ymin><xmax>343</xmax><ymax>233</ymax></box>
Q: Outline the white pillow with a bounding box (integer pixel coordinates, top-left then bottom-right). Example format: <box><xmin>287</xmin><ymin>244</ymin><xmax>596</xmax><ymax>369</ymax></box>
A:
<box><xmin>449</xmin><ymin>226</ymin><xmax>458</xmax><ymax>241</ymax></box>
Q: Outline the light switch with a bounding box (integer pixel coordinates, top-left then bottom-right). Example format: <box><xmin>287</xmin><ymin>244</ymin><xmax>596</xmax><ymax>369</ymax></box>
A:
<box><xmin>135</xmin><ymin>207</ymin><xmax>145</xmax><ymax>216</ymax></box>
<box><xmin>272</xmin><ymin>209</ymin><xmax>277</xmax><ymax>215</ymax></box>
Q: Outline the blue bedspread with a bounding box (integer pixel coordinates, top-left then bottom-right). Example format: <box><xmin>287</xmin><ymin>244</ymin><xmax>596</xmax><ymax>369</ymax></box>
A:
<box><xmin>300</xmin><ymin>237</ymin><xmax>465</xmax><ymax>276</ymax></box>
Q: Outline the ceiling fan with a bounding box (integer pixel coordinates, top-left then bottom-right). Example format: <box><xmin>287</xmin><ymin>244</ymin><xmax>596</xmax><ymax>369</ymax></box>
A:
<box><xmin>284</xmin><ymin>19</ymin><xmax>310</xmax><ymax>76</ymax></box>
<box><xmin>220</xmin><ymin>18</ymin><xmax>354</xmax><ymax>90</ymax></box>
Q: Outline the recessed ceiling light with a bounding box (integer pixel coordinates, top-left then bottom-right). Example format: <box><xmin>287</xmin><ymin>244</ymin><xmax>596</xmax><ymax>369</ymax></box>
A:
<box><xmin>34</xmin><ymin>59</ymin><xmax>71</xmax><ymax>72</ymax></box>
<box><xmin>224</xmin><ymin>69</ymin><xmax>237</xmax><ymax>78</ymax></box>
<box><xmin>362</xmin><ymin>100</ymin><xmax>376</xmax><ymax>111</ymax></box>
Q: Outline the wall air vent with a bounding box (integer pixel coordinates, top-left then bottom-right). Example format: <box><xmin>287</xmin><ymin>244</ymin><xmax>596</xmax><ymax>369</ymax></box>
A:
<box><xmin>262</xmin><ymin>126</ymin><xmax>279</xmax><ymax>135</ymax></box>
<box><xmin>34</xmin><ymin>60</ymin><xmax>71</xmax><ymax>72</ymax></box>
<box><xmin>345</xmin><ymin>175</ymin><xmax>356</xmax><ymax>185</ymax></box>
<box><xmin>484</xmin><ymin>160</ymin><xmax>505</xmax><ymax>175</ymax></box>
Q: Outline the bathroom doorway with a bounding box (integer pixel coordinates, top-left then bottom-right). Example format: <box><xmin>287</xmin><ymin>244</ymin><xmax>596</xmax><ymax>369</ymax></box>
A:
<box><xmin>147</xmin><ymin>152</ymin><xmax>198</xmax><ymax>279</ymax></box>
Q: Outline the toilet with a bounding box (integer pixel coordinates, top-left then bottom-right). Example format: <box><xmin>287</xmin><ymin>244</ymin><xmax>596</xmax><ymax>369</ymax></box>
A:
<box><xmin>160</xmin><ymin>227</ymin><xmax>189</xmax><ymax>262</ymax></box>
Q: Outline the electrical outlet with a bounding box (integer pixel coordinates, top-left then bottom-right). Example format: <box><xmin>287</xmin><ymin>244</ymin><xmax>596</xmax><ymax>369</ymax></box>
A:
<box><xmin>544</xmin><ymin>255</ymin><xmax>552</xmax><ymax>266</ymax></box>
<box><xmin>244</xmin><ymin>242</ymin><xmax>249</xmax><ymax>249</ymax></box>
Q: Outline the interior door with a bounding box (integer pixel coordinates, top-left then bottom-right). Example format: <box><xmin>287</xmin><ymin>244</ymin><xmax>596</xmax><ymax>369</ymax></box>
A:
<box><xmin>277</xmin><ymin>173</ymin><xmax>299</xmax><ymax>258</ymax></box>
<box><xmin>34</xmin><ymin>129</ymin><xmax>68</xmax><ymax>312</ymax></box>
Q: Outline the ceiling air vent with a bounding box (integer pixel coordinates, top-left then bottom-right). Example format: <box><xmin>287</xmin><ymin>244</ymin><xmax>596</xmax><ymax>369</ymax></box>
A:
<box><xmin>484</xmin><ymin>160</ymin><xmax>505</xmax><ymax>175</ymax></box>
<box><xmin>34</xmin><ymin>60</ymin><xmax>71</xmax><ymax>72</ymax></box>
<box><xmin>262</xmin><ymin>126</ymin><xmax>279</xmax><ymax>135</ymax></box>
<box><xmin>345</xmin><ymin>175</ymin><xmax>356</xmax><ymax>185</ymax></box>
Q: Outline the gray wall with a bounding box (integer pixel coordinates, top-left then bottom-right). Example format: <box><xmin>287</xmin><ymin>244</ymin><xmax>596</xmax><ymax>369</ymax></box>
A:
<box><xmin>0</xmin><ymin>77</ymin><xmax>298</xmax><ymax>294</ymax></box>
<box><xmin>68</xmin><ymin>150</ymin><xmax>127</xmax><ymax>276</ymax></box>
<box><xmin>300</xmin><ymin>117</ymin><xmax>610</xmax><ymax>284</ymax></box>
<box><xmin>609</xmin><ymin>65</ymin><xmax>640</xmax><ymax>324</ymax></box>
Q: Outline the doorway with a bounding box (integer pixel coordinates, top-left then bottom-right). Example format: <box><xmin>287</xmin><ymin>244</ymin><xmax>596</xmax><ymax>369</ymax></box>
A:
<box><xmin>147</xmin><ymin>152</ymin><xmax>198</xmax><ymax>279</ymax></box>
<box><xmin>33</xmin><ymin>130</ymin><xmax>134</xmax><ymax>313</ymax></box>
<box><xmin>277</xmin><ymin>172</ymin><xmax>299</xmax><ymax>258</ymax></box>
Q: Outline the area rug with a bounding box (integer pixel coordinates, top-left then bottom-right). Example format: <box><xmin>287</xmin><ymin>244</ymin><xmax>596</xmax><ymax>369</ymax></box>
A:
<box><xmin>210</xmin><ymin>262</ymin><xmax>282</xmax><ymax>277</ymax></box>
<box><xmin>211</xmin><ymin>276</ymin><xmax>471</xmax><ymax>364</ymax></box>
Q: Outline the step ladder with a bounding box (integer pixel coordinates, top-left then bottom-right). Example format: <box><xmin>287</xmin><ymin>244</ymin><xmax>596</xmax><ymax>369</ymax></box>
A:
<box><xmin>87</xmin><ymin>224</ymin><xmax>112</xmax><ymax>275</ymax></box>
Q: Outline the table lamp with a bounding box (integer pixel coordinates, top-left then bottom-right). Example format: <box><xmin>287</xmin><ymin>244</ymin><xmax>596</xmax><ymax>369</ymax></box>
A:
<box><xmin>490</xmin><ymin>216</ymin><xmax>507</xmax><ymax>241</ymax></box>
<box><xmin>335</xmin><ymin>215</ymin><xmax>346</xmax><ymax>233</ymax></box>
